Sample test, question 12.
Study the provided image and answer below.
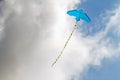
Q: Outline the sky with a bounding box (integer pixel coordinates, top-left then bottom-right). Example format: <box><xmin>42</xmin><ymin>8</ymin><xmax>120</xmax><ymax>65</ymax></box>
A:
<box><xmin>78</xmin><ymin>0</ymin><xmax>120</xmax><ymax>80</ymax></box>
<box><xmin>0</xmin><ymin>0</ymin><xmax>120</xmax><ymax>80</ymax></box>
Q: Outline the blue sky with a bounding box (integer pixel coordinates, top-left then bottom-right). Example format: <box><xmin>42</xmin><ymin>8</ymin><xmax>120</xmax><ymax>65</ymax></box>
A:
<box><xmin>77</xmin><ymin>0</ymin><xmax>120</xmax><ymax>80</ymax></box>
<box><xmin>83</xmin><ymin>58</ymin><xmax>120</xmax><ymax>80</ymax></box>
<box><xmin>77</xmin><ymin>0</ymin><xmax>120</xmax><ymax>36</ymax></box>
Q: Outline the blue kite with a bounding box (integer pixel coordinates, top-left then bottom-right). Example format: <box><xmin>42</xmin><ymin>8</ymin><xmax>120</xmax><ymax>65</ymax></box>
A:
<box><xmin>67</xmin><ymin>9</ymin><xmax>91</xmax><ymax>22</ymax></box>
<box><xmin>52</xmin><ymin>9</ymin><xmax>91</xmax><ymax>67</ymax></box>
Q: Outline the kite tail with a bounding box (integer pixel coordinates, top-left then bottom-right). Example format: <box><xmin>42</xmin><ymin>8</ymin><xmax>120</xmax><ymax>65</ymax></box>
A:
<box><xmin>52</xmin><ymin>21</ymin><xmax>78</xmax><ymax>67</ymax></box>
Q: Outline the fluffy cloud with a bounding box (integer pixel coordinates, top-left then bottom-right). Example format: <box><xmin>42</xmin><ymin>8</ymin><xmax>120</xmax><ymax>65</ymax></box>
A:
<box><xmin>0</xmin><ymin>0</ymin><xmax>81</xmax><ymax>80</ymax></box>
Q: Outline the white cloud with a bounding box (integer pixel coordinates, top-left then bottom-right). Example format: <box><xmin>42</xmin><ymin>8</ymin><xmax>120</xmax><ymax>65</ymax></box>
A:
<box><xmin>89</xmin><ymin>5</ymin><xmax>120</xmax><ymax>66</ymax></box>
<box><xmin>0</xmin><ymin>0</ymin><xmax>81</xmax><ymax>80</ymax></box>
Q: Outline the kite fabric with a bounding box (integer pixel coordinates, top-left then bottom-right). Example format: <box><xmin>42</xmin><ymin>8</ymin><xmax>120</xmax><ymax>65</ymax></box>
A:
<box><xmin>52</xmin><ymin>9</ymin><xmax>90</xmax><ymax>67</ymax></box>
<box><xmin>67</xmin><ymin>9</ymin><xmax>91</xmax><ymax>22</ymax></box>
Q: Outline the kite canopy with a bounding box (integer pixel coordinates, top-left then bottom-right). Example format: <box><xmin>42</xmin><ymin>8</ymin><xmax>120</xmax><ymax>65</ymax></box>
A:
<box><xmin>67</xmin><ymin>9</ymin><xmax>91</xmax><ymax>22</ymax></box>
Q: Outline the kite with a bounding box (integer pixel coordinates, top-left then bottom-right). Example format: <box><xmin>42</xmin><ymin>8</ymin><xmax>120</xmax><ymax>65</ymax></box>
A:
<box><xmin>67</xmin><ymin>9</ymin><xmax>91</xmax><ymax>22</ymax></box>
<box><xmin>52</xmin><ymin>9</ymin><xmax>91</xmax><ymax>67</ymax></box>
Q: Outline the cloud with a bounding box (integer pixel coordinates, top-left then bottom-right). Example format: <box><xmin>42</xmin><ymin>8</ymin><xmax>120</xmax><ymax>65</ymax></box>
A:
<box><xmin>0</xmin><ymin>0</ymin><xmax>81</xmax><ymax>80</ymax></box>
<box><xmin>86</xmin><ymin>3</ymin><xmax>120</xmax><ymax>67</ymax></box>
<box><xmin>0</xmin><ymin>0</ymin><xmax>120</xmax><ymax>80</ymax></box>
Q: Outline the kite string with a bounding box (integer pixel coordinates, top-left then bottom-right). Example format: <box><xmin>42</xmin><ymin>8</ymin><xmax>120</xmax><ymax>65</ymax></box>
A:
<box><xmin>52</xmin><ymin>21</ymin><xmax>78</xmax><ymax>67</ymax></box>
